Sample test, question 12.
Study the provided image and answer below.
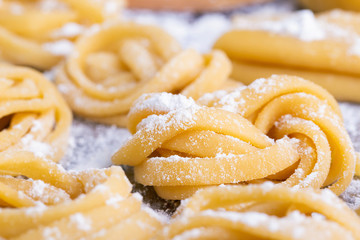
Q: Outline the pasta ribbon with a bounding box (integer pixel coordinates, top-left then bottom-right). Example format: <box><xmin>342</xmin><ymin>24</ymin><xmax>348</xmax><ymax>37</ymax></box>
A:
<box><xmin>56</xmin><ymin>22</ymin><xmax>238</xmax><ymax>127</ymax></box>
<box><xmin>214</xmin><ymin>10</ymin><xmax>360</xmax><ymax>102</ymax></box>
<box><xmin>0</xmin><ymin>152</ymin><xmax>163</xmax><ymax>239</ymax></box>
<box><xmin>112</xmin><ymin>75</ymin><xmax>357</xmax><ymax>199</ymax></box>
<box><xmin>0</xmin><ymin>64</ymin><xmax>71</xmax><ymax>162</ymax></box>
<box><xmin>0</xmin><ymin>0</ymin><xmax>124</xmax><ymax>69</ymax></box>
<box><xmin>156</xmin><ymin>183</ymin><xmax>360</xmax><ymax>240</ymax></box>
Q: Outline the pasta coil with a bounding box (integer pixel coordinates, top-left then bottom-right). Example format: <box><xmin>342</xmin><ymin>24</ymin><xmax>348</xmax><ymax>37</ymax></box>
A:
<box><xmin>113</xmin><ymin>75</ymin><xmax>358</xmax><ymax>199</ymax></box>
<box><xmin>156</xmin><ymin>184</ymin><xmax>360</xmax><ymax>240</ymax></box>
<box><xmin>56</xmin><ymin>22</ymin><xmax>236</xmax><ymax>127</ymax></box>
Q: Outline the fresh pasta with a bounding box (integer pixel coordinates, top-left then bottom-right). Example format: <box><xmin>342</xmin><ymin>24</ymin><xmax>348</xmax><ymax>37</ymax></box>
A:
<box><xmin>0</xmin><ymin>0</ymin><xmax>124</xmax><ymax>70</ymax></box>
<box><xmin>214</xmin><ymin>10</ymin><xmax>360</xmax><ymax>102</ymax></box>
<box><xmin>0</xmin><ymin>152</ymin><xmax>163</xmax><ymax>240</ymax></box>
<box><xmin>0</xmin><ymin>64</ymin><xmax>163</xmax><ymax>239</ymax></box>
<box><xmin>56</xmin><ymin>22</ymin><xmax>238</xmax><ymax>127</ymax></box>
<box><xmin>1</xmin><ymin>2</ymin><xmax>360</xmax><ymax>239</ymax></box>
<box><xmin>112</xmin><ymin>75</ymin><xmax>357</xmax><ymax>200</ymax></box>
<box><xmin>156</xmin><ymin>183</ymin><xmax>360</xmax><ymax>240</ymax></box>
<box><xmin>0</xmin><ymin>64</ymin><xmax>72</xmax><ymax>162</ymax></box>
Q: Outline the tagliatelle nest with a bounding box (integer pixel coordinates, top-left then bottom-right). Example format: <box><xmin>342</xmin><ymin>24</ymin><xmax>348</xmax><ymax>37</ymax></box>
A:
<box><xmin>56</xmin><ymin>22</ymin><xmax>239</xmax><ymax>127</ymax></box>
<box><xmin>113</xmin><ymin>75</ymin><xmax>359</xmax><ymax>200</ymax></box>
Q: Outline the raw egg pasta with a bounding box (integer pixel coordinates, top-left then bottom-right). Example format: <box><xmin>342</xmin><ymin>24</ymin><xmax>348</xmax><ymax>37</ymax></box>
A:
<box><xmin>156</xmin><ymin>183</ymin><xmax>360</xmax><ymax>240</ymax></box>
<box><xmin>1</xmin><ymin>3</ymin><xmax>359</xmax><ymax>239</ymax></box>
<box><xmin>0</xmin><ymin>0</ymin><xmax>124</xmax><ymax>69</ymax></box>
<box><xmin>214</xmin><ymin>10</ymin><xmax>360</xmax><ymax>102</ymax></box>
<box><xmin>56</xmin><ymin>22</ymin><xmax>237</xmax><ymax>127</ymax></box>
<box><xmin>0</xmin><ymin>153</ymin><xmax>163</xmax><ymax>240</ymax></box>
<box><xmin>0</xmin><ymin>65</ymin><xmax>163</xmax><ymax>239</ymax></box>
<box><xmin>0</xmin><ymin>64</ymin><xmax>71</xmax><ymax>162</ymax></box>
<box><xmin>112</xmin><ymin>75</ymin><xmax>357</xmax><ymax>200</ymax></box>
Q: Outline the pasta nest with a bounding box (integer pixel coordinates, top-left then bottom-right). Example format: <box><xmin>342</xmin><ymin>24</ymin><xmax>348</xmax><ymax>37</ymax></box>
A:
<box><xmin>156</xmin><ymin>183</ymin><xmax>360</xmax><ymax>240</ymax></box>
<box><xmin>0</xmin><ymin>64</ymin><xmax>71</xmax><ymax>162</ymax></box>
<box><xmin>56</xmin><ymin>22</ymin><xmax>238</xmax><ymax>127</ymax></box>
<box><xmin>112</xmin><ymin>75</ymin><xmax>358</xmax><ymax>200</ymax></box>
<box><xmin>0</xmin><ymin>154</ymin><xmax>163</xmax><ymax>239</ymax></box>
<box><xmin>214</xmin><ymin>10</ymin><xmax>360</xmax><ymax>102</ymax></box>
<box><xmin>0</xmin><ymin>65</ymin><xmax>163</xmax><ymax>239</ymax></box>
<box><xmin>0</xmin><ymin>0</ymin><xmax>124</xmax><ymax>69</ymax></box>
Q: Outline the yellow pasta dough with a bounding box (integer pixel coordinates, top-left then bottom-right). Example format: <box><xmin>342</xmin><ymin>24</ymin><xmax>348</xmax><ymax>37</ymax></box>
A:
<box><xmin>0</xmin><ymin>152</ymin><xmax>163</xmax><ymax>239</ymax></box>
<box><xmin>1</xmin><ymin>3</ymin><xmax>359</xmax><ymax>238</ymax></box>
<box><xmin>0</xmin><ymin>0</ymin><xmax>124</xmax><ymax>70</ymax></box>
<box><xmin>0</xmin><ymin>64</ymin><xmax>72</xmax><ymax>162</ymax></box>
<box><xmin>214</xmin><ymin>10</ymin><xmax>360</xmax><ymax>102</ymax></box>
<box><xmin>112</xmin><ymin>75</ymin><xmax>358</xmax><ymax>200</ymax></box>
<box><xmin>56</xmin><ymin>22</ymin><xmax>238</xmax><ymax>127</ymax></box>
<box><xmin>156</xmin><ymin>183</ymin><xmax>360</xmax><ymax>239</ymax></box>
<box><xmin>300</xmin><ymin>0</ymin><xmax>360</xmax><ymax>12</ymax></box>
<box><xmin>0</xmin><ymin>64</ymin><xmax>163</xmax><ymax>238</ymax></box>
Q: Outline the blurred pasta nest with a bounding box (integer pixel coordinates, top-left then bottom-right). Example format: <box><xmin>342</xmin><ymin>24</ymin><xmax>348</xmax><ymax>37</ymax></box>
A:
<box><xmin>56</xmin><ymin>22</ymin><xmax>239</xmax><ymax>127</ymax></box>
<box><xmin>0</xmin><ymin>0</ymin><xmax>124</xmax><ymax>70</ymax></box>
<box><xmin>156</xmin><ymin>184</ymin><xmax>360</xmax><ymax>240</ymax></box>
<box><xmin>0</xmin><ymin>158</ymin><xmax>163</xmax><ymax>239</ymax></box>
<box><xmin>0</xmin><ymin>64</ymin><xmax>71</xmax><ymax>161</ymax></box>
<box><xmin>0</xmin><ymin>64</ymin><xmax>164</xmax><ymax>239</ymax></box>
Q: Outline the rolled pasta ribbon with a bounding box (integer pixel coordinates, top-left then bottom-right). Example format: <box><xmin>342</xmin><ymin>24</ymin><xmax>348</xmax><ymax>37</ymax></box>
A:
<box><xmin>0</xmin><ymin>152</ymin><xmax>163</xmax><ymax>239</ymax></box>
<box><xmin>112</xmin><ymin>75</ymin><xmax>357</xmax><ymax>200</ymax></box>
<box><xmin>56</xmin><ymin>22</ymin><xmax>236</xmax><ymax>127</ymax></box>
<box><xmin>156</xmin><ymin>183</ymin><xmax>360</xmax><ymax>240</ymax></box>
<box><xmin>213</xmin><ymin>9</ymin><xmax>360</xmax><ymax>102</ymax></box>
<box><xmin>0</xmin><ymin>0</ymin><xmax>124</xmax><ymax>70</ymax></box>
<box><xmin>0</xmin><ymin>64</ymin><xmax>71</xmax><ymax>162</ymax></box>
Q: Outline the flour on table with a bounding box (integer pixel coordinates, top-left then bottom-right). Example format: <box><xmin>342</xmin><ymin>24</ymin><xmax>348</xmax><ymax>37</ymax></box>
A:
<box><xmin>60</xmin><ymin>118</ymin><xmax>131</xmax><ymax>170</ymax></box>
